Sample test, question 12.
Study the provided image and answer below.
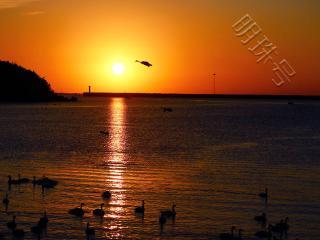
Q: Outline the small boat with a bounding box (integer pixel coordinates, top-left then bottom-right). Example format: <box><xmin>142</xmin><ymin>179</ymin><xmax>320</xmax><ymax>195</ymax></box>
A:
<box><xmin>100</xmin><ymin>130</ymin><xmax>109</xmax><ymax>135</ymax></box>
<box><xmin>163</xmin><ymin>107</ymin><xmax>173</xmax><ymax>112</ymax></box>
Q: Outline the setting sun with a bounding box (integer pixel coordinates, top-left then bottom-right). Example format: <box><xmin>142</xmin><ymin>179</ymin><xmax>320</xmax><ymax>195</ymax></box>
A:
<box><xmin>112</xmin><ymin>63</ymin><xmax>125</xmax><ymax>75</ymax></box>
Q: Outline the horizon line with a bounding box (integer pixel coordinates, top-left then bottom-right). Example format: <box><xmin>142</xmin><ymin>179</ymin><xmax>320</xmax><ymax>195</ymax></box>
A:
<box><xmin>71</xmin><ymin>92</ymin><xmax>320</xmax><ymax>99</ymax></box>
<box><xmin>57</xmin><ymin>92</ymin><xmax>320</xmax><ymax>98</ymax></box>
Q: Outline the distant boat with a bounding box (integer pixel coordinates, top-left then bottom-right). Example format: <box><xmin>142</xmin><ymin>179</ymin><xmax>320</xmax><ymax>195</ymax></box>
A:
<box><xmin>288</xmin><ymin>101</ymin><xmax>294</xmax><ymax>105</ymax></box>
<box><xmin>163</xmin><ymin>107</ymin><xmax>173</xmax><ymax>112</ymax></box>
<box><xmin>100</xmin><ymin>130</ymin><xmax>109</xmax><ymax>135</ymax></box>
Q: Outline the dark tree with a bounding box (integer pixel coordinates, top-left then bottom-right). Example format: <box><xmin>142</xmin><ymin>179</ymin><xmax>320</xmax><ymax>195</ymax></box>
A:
<box><xmin>0</xmin><ymin>60</ymin><xmax>75</xmax><ymax>102</ymax></box>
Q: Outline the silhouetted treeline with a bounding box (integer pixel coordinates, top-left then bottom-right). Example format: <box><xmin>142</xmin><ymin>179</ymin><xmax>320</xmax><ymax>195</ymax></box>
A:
<box><xmin>0</xmin><ymin>60</ymin><xmax>76</xmax><ymax>102</ymax></box>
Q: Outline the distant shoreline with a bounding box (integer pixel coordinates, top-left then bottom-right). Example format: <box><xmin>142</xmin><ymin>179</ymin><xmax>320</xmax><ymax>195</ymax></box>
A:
<box><xmin>83</xmin><ymin>92</ymin><xmax>320</xmax><ymax>100</ymax></box>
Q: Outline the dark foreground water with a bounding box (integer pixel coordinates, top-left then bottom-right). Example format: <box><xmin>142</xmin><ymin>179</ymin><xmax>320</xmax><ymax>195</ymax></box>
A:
<box><xmin>0</xmin><ymin>97</ymin><xmax>319</xmax><ymax>239</ymax></box>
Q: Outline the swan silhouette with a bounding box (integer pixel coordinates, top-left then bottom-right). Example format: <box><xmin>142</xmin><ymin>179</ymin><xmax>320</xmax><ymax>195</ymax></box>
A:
<box><xmin>135</xmin><ymin>200</ymin><xmax>145</xmax><ymax>214</ymax></box>
<box><xmin>69</xmin><ymin>203</ymin><xmax>85</xmax><ymax>217</ymax></box>
<box><xmin>17</xmin><ymin>174</ymin><xmax>30</xmax><ymax>184</ymax></box>
<box><xmin>31</xmin><ymin>212</ymin><xmax>48</xmax><ymax>236</ymax></box>
<box><xmin>259</xmin><ymin>188</ymin><xmax>268</xmax><ymax>199</ymax></box>
<box><xmin>93</xmin><ymin>204</ymin><xmax>105</xmax><ymax>217</ymax></box>
<box><xmin>160</xmin><ymin>204</ymin><xmax>176</xmax><ymax>218</ymax></box>
<box><xmin>41</xmin><ymin>176</ymin><xmax>58</xmax><ymax>188</ymax></box>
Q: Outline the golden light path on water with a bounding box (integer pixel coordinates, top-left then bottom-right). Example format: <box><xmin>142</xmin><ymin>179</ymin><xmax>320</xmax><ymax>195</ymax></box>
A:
<box><xmin>104</xmin><ymin>98</ymin><xmax>127</xmax><ymax>238</ymax></box>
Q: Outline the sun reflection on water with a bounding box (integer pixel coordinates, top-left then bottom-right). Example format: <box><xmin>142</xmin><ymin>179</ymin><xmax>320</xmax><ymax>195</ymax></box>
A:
<box><xmin>104</xmin><ymin>98</ymin><xmax>128</xmax><ymax>236</ymax></box>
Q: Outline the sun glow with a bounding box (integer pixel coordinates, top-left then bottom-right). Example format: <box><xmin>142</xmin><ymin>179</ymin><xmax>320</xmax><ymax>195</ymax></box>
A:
<box><xmin>112</xmin><ymin>63</ymin><xmax>125</xmax><ymax>75</ymax></box>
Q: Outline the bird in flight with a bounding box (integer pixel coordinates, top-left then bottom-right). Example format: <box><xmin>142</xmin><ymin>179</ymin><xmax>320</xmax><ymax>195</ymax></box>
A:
<box><xmin>136</xmin><ymin>60</ymin><xmax>152</xmax><ymax>67</ymax></box>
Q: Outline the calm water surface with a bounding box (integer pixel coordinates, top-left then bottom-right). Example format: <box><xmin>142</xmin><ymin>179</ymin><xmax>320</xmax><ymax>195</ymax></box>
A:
<box><xmin>0</xmin><ymin>97</ymin><xmax>319</xmax><ymax>239</ymax></box>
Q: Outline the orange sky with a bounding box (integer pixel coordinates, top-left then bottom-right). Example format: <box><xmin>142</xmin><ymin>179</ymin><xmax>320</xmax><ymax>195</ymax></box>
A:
<box><xmin>0</xmin><ymin>0</ymin><xmax>319</xmax><ymax>95</ymax></box>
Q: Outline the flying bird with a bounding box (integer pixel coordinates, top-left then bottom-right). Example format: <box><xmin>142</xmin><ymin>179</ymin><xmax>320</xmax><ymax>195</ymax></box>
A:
<box><xmin>136</xmin><ymin>60</ymin><xmax>152</xmax><ymax>67</ymax></box>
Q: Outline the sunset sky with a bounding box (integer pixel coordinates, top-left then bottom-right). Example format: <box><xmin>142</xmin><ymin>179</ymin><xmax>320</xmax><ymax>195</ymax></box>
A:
<box><xmin>0</xmin><ymin>0</ymin><xmax>319</xmax><ymax>95</ymax></box>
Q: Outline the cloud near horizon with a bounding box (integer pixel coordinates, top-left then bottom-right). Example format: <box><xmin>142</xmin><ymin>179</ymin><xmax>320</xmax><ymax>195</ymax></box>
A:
<box><xmin>0</xmin><ymin>0</ymin><xmax>40</xmax><ymax>9</ymax></box>
<box><xmin>25</xmin><ymin>10</ymin><xmax>44</xmax><ymax>15</ymax></box>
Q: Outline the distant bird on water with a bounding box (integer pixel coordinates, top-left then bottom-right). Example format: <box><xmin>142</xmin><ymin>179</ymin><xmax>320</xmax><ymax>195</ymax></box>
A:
<box><xmin>136</xmin><ymin>60</ymin><xmax>152</xmax><ymax>67</ymax></box>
